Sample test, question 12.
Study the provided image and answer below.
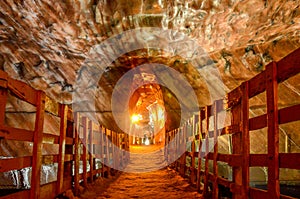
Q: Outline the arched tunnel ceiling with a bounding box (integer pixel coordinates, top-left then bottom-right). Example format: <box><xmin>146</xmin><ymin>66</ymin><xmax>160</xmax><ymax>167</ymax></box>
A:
<box><xmin>0</xmin><ymin>0</ymin><xmax>300</xmax><ymax>132</ymax></box>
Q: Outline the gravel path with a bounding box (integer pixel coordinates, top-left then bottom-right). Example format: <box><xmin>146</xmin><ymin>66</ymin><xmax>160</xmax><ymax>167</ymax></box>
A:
<box><xmin>80</xmin><ymin>145</ymin><xmax>202</xmax><ymax>199</ymax></box>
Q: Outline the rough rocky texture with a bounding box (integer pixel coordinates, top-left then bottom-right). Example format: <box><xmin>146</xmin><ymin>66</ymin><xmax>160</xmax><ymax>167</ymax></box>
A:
<box><xmin>0</xmin><ymin>0</ymin><xmax>300</xmax><ymax>132</ymax></box>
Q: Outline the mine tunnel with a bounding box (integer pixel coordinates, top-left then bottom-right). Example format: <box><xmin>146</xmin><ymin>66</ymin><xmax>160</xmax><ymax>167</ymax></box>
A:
<box><xmin>0</xmin><ymin>0</ymin><xmax>300</xmax><ymax>199</ymax></box>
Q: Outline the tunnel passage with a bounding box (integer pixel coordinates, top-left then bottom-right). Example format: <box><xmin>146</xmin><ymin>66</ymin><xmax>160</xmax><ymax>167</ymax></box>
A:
<box><xmin>0</xmin><ymin>47</ymin><xmax>300</xmax><ymax>199</ymax></box>
<box><xmin>0</xmin><ymin>0</ymin><xmax>300</xmax><ymax>198</ymax></box>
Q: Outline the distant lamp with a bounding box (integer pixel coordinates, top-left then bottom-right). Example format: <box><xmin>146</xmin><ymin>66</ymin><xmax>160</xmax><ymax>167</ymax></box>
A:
<box><xmin>145</xmin><ymin>138</ymin><xmax>150</xmax><ymax>146</ymax></box>
<box><xmin>131</xmin><ymin>114</ymin><xmax>142</xmax><ymax>123</ymax></box>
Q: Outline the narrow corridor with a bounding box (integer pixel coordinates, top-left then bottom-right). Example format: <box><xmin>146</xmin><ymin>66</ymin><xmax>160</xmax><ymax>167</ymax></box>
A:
<box><xmin>80</xmin><ymin>145</ymin><xmax>202</xmax><ymax>199</ymax></box>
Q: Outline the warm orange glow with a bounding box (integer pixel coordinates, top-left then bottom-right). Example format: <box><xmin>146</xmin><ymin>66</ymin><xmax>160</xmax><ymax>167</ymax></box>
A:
<box><xmin>131</xmin><ymin>114</ymin><xmax>142</xmax><ymax>123</ymax></box>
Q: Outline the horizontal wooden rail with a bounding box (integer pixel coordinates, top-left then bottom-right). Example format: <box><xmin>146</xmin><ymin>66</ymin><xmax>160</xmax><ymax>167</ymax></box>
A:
<box><xmin>0</xmin><ymin>125</ymin><xmax>34</xmax><ymax>141</ymax></box>
<box><xmin>167</xmin><ymin>47</ymin><xmax>300</xmax><ymax>199</ymax></box>
<box><xmin>0</xmin><ymin>156</ymin><xmax>32</xmax><ymax>172</ymax></box>
<box><xmin>0</xmin><ymin>70</ymin><xmax>130</xmax><ymax>199</ymax></box>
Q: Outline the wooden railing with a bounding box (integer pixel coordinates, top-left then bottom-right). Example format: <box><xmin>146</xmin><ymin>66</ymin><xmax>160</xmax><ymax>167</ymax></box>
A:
<box><xmin>166</xmin><ymin>47</ymin><xmax>300</xmax><ymax>199</ymax></box>
<box><xmin>0</xmin><ymin>70</ymin><xmax>130</xmax><ymax>198</ymax></box>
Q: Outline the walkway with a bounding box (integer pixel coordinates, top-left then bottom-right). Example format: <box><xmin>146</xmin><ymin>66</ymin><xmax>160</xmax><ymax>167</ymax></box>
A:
<box><xmin>80</xmin><ymin>145</ymin><xmax>202</xmax><ymax>199</ymax></box>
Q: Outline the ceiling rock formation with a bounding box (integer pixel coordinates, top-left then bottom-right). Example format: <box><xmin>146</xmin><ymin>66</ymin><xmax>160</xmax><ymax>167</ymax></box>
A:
<box><xmin>0</xmin><ymin>0</ymin><xmax>300</xmax><ymax>132</ymax></box>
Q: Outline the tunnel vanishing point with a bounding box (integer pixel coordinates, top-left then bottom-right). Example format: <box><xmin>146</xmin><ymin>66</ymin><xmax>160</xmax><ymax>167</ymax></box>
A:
<box><xmin>0</xmin><ymin>0</ymin><xmax>300</xmax><ymax>199</ymax></box>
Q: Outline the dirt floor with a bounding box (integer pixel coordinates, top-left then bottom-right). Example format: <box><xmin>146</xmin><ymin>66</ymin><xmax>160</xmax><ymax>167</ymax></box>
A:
<box><xmin>79</xmin><ymin>145</ymin><xmax>202</xmax><ymax>199</ymax></box>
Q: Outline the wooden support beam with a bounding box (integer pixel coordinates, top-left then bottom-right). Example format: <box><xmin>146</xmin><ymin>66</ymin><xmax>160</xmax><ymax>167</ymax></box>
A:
<box><xmin>74</xmin><ymin>112</ymin><xmax>80</xmax><ymax>196</ymax></box>
<box><xmin>105</xmin><ymin>129</ymin><xmax>111</xmax><ymax>176</ymax></box>
<box><xmin>203</xmin><ymin>106</ymin><xmax>210</xmax><ymax>197</ymax></box>
<box><xmin>0</xmin><ymin>156</ymin><xmax>32</xmax><ymax>172</ymax></box>
<box><xmin>197</xmin><ymin>111</ymin><xmax>203</xmax><ymax>192</ymax></box>
<box><xmin>8</xmin><ymin>78</ymin><xmax>38</xmax><ymax>106</ymax></box>
<box><xmin>30</xmin><ymin>91</ymin><xmax>45</xmax><ymax>199</ymax></box>
<box><xmin>99</xmin><ymin>125</ymin><xmax>104</xmax><ymax>177</ymax></box>
<box><xmin>56</xmin><ymin>104</ymin><xmax>68</xmax><ymax>195</ymax></box>
<box><xmin>82</xmin><ymin>117</ymin><xmax>88</xmax><ymax>187</ymax></box>
<box><xmin>0</xmin><ymin>88</ymin><xmax>7</xmax><ymax>125</ymax></box>
<box><xmin>89</xmin><ymin>120</ymin><xmax>94</xmax><ymax>182</ymax></box>
<box><xmin>190</xmin><ymin>140</ymin><xmax>196</xmax><ymax>184</ymax></box>
<box><xmin>277</xmin><ymin>47</ymin><xmax>300</xmax><ymax>83</ymax></box>
<box><xmin>180</xmin><ymin>125</ymin><xmax>187</xmax><ymax>176</ymax></box>
<box><xmin>0</xmin><ymin>126</ymin><xmax>34</xmax><ymax>141</ymax></box>
<box><xmin>241</xmin><ymin>82</ymin><xmax>250</xmax><ymax>198</ymax></box>
<box><xmin>231</xmin><ymin>102</ymin><xmax>242</xmax><ymax>199</ymax></box>
<box><xmin>266</xmin><ymin>62</ymin><xmax>280</xmax><ymax>199</ymax></box>
<box><xmin>212</xmin><ymin>101</ymin><xmax>219</xmax><ymax>199</ymax></box>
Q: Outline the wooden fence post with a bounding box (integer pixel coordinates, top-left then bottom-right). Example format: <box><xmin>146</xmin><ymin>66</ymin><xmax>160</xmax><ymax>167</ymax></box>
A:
<box><xmin>203</xmin><ymin>106</ymin><xmax>210</xmax><ymax>197</ymax></box>
<box><xmin>191</xmin><ymin>140</ymin><xmax>196</xmax><ymax>184</ymax></box>
<box><xmin>74</xmin><ymin>112</ymin><xmax>80</xmax><ymax>196</ymax></box>
<box><xmin>241</xmin><ymin>82</ymin><xmax>250</xmax><ymax>198</ymax></box>
<box><xmin>180</xmin><ymin>125</ymin><xmax>187</xmax><ymax>176</ymax></box>
<box><xmin>56</xmin><ymin>104</ymin><xmax>68</xmax><ymax>195</ymax></box>
<box><xmin>30</xmin><ymin>91</ymin><xmax>45</xmax><ymax>199</ymax></box>
<box><xmin>0</xmin><ymin>72</ymin><xmax>7</xmax><ymax>125</ymax></box>
<box><xmin>266</xmin><ymin>62</ymin><xmax>280</xmax><ymax>198</ymax></box>
<box><xmin>197</xmin><ymin>110</ymin><xmax>204</xmax><ymax>192</ymax></box>
<box><xmin>82</xmin><ymin>117</ymin><xmax>88</xmax><ymax>187</ymax></box>
<box><xmin>213</xmin><ymin>102</ymin><xmax>219</xmax><ymax>199</ymax></box>
<box><xmin>89</xmin><ymin>120</ymin><xmax>94</xmax><ymax>182</ymax></box>
<box><xmin>99</xmin><ymin>125</ymin><xmax>104</xmax><ymax>177</ymax></box>
<box><xmin>231</xmin><ymin>99</ymin><xmax>242</xmax><ymax>199</ymax></box>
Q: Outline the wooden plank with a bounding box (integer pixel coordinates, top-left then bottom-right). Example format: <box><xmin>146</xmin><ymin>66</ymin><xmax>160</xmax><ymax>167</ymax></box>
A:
<box><xmin>99</xmin><ymin>125</ymin><xmax>104</xmax><ymax>177</ymax></box>
<box><xmin>279</xmin><ymin>153</ymin><xmax>300</xmax><ymax>169</ymax></box>
<box><xmin>249</xmin><ymin>114</ymin><xmax>267</xmax><ymax>131</ymax></box>
<box><xmin>227</xmin><ymin>86</ymin><xmax>242</xmax><ymax>108</ymax></box>
<box><xmin>0</xmin><ymin>70</ymin><xmax>8</xmax><ymax>88</ymax></box>
<box><xmin>105</xmin><ymin>128</ymin><xmax>110</xmax><ymax>175</ymax></box>
<box><xmin>0</xmin><ymin>190</ymin><xmax>30</xmax><ymax>199</ymax></box>
<box><xmin>82</xmin><ymin>117</ymin><xmax>88</xmax><ymax>187</ymax></box>
<box><xmin>56</xmin><ymin>104</ymin><xmax>68</xmax><ymax>195</ymax></box>
<box><xmin>89</xmin><ymin>120</ymin><xmax>94</xmax><ymax>182</ymax></box>
<box><xmin>231</xmin><ymin>102</ymin><xmax>243</xmax><ymax>199</ymax></box>
<box><xmin>207</xmin><ymin>152</ymin><xmax>214</xmax><ymax>160</ymax></box>
<box><xmin>249</xmin><ymin>154</ymin><xmax>268</xmax><ymax>167</ymax></box>
<box><xmin>180</xmin><ymin>124</ymin><xmax>187</xmax><ymax>176</ymax></box>
<box><xmin>190</xmin><ymin>140</ymin><xmax>196</xmax><ymax>184</ymax></box>
<box><xmin>249</xmin><ymin>188</ymin><xmax>268</xmax><ymax>198</ymax></box>
<box><xmin>266</xmin><ymin>62</ymin><xmax>280</xmax><ymax>199</ymax></box>
<box><xmin>65</xmin><ymin>137</ymin><xmax>73</xmax><ymax>145</ymax></box>
<box><xmin>277</xmin><ymin>47</ymin><xmax>300</xmax><ymax>83</ymax></box>
<box><xmin>248</xmin><ymin>69</ymin><xmax>266</xmax><ymax>98</ymax></box>
<box><xmin>111</xmin><ymin>131</ymin><xmax>116</xmax><ymax>169</ymax></box>
<box><xmin>64</xmin><ymin>154</ymin><xmax>74</xmax><ymax>162</ymax></box>
<box><xmin>212</xmin><ymin>101</ymin><xmax>219</xmax><ymax>199</ymax></box>
<box><xmin>219</xmin><ymin>124</ymin><xmax>241</xmax><ymax>135</ymax></box>
<box><xmin>203</xmin><ymin>106</ymin><xmax>210</xmax><ymax>198</ymax></box>
<box><xmin>114</xmin><ymin>131</ymin><xmax>119</xmax><ymax>169</ymax></box>
<box><xmin>0</xmin><ymin>88</ymin><xmax>8</xmax><ymax>125</ymax></box>
<box><xmin>279</xmin><ymin>104</ymin><xmax>300</xmax><ymax>125</ymax></box>
<box><xmin>30</xmin><ymin>91</ymin><xmax>45</xmax><ymax>199</ymax></box>
<box><xmin>218</xmin><ymin>154</ymin><xmax>242</xmax><ymax>167</ymax></box>
<box><xmin>0</xmin><ymin>156</ymin><xmax>32</xmax><ymax>172</ymax></box>
<box><xmin>0</xmin><ymin>125</ymin><xmax>33</xmax><ymax>141</ymax></box>
<box><xmin>74</xmin><ymin>112</ymin><xmax>80</xmax><ymax>196</ymax></box>
<box><xmin>280</xmin><ymin>194</ymin><xmax>298</xmax><ymax>199</ymax></box>
<box><xmin>8</xmin><ymin>78</ymin><xmax>37</xmax><ymax>106</ymax></box>
<box><xmin>241</xmin><ymin>82</ymin><xmax>250</xmax><ymax>198</ymax></box>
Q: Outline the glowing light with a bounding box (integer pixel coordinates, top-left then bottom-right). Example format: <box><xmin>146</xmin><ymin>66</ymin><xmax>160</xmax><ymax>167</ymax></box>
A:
<box><xmin>145</xmin><ymin>138</ymin><xmax>150</xmax><ymax>145</ymax></box>
<box><xmin>131</xmin><ymin>114</ymin><xmax>142</xmax><ymax>123</ymax></box>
